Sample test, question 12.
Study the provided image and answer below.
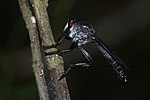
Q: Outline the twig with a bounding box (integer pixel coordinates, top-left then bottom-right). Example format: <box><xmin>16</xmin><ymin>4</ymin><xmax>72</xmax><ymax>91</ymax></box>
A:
<box><xmin>18</xmin><ymin>0</ymin><xmax>71</xmax><ymax>100</ymax></box>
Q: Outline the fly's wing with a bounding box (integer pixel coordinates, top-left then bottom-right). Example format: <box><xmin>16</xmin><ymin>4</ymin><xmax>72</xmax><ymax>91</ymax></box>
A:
<box><xmin>92</xmin><ymin>34</ymin><xmax>127</xmax><ymax>82</ymax></box>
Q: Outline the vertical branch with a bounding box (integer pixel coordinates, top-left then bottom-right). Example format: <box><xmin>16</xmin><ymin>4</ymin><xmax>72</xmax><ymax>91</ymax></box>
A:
<box><xmin>18</xmin><ymin>0</ymin><xmax>49</xmax><ymax>100</ymax></box>
<box><xmin>30</xmin><ymin>0</ymin><xmax>70</xmax><ymax>99</ymax></box>
<box><xmin>18</xmin><ymin>0</ymin><xmax>71</xmax><ymax>100</ymax></box>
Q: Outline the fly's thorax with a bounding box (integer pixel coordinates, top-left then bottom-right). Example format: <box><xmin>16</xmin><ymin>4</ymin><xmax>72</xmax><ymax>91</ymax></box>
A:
<box><xmin>68</xmin><ymin>22</ymin><xmax>95</xmax><ymax>46</ymax></box>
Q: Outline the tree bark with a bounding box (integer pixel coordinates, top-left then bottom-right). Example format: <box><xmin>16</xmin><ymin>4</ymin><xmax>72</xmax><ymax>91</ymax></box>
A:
<box><xmin>18</xmin><ymin>0</ymin><xmax>71</xmax><ymax>100</ymax></box>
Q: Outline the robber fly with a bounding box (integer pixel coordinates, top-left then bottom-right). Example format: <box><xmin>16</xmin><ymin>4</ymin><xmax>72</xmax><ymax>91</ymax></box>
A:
<box><xmin>45</xmin><ymin>18</ymin><xmax>127</xmax><ymax>82</ymax></box>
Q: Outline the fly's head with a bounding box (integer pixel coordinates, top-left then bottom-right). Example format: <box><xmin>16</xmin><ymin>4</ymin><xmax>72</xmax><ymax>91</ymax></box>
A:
<box><xmin>63</xmin><ymin>18</ymin><xmax>77</xmax><ymax>34</ymax></box>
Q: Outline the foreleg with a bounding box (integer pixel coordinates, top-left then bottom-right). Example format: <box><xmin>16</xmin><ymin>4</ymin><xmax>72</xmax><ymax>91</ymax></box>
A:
<box><xmin>45</xmin><ymin>41</ymin><xmax>77</xmax><ymax>56</ymax></box>
<box><xmin>44</xmin><ymin>35</ymin><xmax>65</xmax><ymax>49</ymax></box>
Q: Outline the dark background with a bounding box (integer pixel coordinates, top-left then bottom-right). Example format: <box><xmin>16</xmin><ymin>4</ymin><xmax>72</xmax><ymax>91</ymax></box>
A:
<box><xmin>0</xmin><ymin>0</ymin><xmax>150</xmax><ymax>100</ymax></box>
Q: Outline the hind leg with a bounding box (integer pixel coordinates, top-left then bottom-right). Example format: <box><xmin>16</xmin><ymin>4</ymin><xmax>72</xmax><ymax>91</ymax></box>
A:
<box><xmin>58</xmin><ymin>63</ymin><xmax>90</xmax><ymax>80</ymax></box>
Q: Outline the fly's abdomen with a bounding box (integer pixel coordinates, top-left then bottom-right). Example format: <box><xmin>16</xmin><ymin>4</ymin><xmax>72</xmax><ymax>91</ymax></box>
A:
<box><xmin>109</xmin><ymin>58</ymin><xmax>127</xmax><ymax>82</ymax></box>
<box><xmin>94</xmin><ymin>35</ymin><xmax>127</xmax><ymax>82</ymax></box>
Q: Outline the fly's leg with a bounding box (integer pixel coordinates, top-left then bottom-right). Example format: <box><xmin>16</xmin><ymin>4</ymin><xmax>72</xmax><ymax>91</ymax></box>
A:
<box><xmin>59</xmin><ymin>41</ymin><xmax>77</xmax><ymax>55</ymax></box>
<box><xmin>58</xmin><ymin>63</ymin><xmax>90</xmax><ymax>80</ymax></box>
<box><xmin>45</xmin><ymin>41</ymin><xmax>77</xmax><ymax>56</ymax></box>
<box><xmin>44</xmin><ymin>35</ymin><xmax>65</xmax><ymax>50</ymax></box>
<box><xmin>44</xmin><ymin>41</ymin><xmax>87</xmax><ymax>80</ymax></box>
<box><xmin>78</xmin><ymin>46</ymin><xmax>94</xmax><ymax>65</ymax></box>
<box><xmin>58</xmin><ymin>43</ymin><xmax>93</xmax><ymax>80</ymax></box>
<box><xmin>44</xmin><ymin>35</ymin><xmax>70</xmax><ymax>56</ymax></box>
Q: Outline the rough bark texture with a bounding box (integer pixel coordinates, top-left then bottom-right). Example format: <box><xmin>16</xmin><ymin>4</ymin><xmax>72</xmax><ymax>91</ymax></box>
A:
<box><xmin>18</xmin><ymin>0</ymin><xmax>71</xmax><ymax>100</ymax></box>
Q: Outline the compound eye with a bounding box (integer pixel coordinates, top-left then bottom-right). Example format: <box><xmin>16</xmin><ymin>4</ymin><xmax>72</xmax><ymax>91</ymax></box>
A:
<box><xmin>69</xmin><ymin>20</ymin><xmax>73</xmax><ymax>27</ymax></box>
